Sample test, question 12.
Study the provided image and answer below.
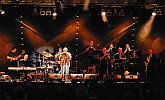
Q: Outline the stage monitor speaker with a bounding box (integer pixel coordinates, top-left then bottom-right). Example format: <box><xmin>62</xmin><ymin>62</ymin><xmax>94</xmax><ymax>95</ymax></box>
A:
<box><xmin>70</xmin><ymin>74</ymin><xmax>83</xmax><ymax>82</ymax></box>
<box><xmin>84</xmin><ymin>74</ymin><xmax>97</xmax><ymax>79</ymax></box>
<box><xmin>125</xmin><ymin>75</ymin><xmax>138</xmax><ymax>82</ymax></box>
<box><xmin>114</xmin><ymin>75</ymin><xmax>122</xmax><ymax>82</ymax></box>
<box><xmin>49</xmin><ymin>74</ymin><xmax>62</xmax><ymax>80</ymax></box>
<box><xmin>84</xmin><ymin>74</ymin><xmax>98</xmax><ymax>83</ymax></box>
<box><xmin>0</xmin><ymin>75</ymin><xmax>12</xmax><ymax>82</ymax></box>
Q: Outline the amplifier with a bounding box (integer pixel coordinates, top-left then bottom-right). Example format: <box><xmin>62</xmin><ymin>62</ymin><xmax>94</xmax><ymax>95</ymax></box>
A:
<box><xmin>0</xmin><ymin>75</ymin><xmax>12</xmax><ymax>81</ymax></box>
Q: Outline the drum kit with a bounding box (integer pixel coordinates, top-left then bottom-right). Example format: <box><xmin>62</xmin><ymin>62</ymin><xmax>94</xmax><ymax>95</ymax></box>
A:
<box><xmin>30</xmin><ymin>50</ymin><xmax>61</xmax><ymax>81</ymax></box>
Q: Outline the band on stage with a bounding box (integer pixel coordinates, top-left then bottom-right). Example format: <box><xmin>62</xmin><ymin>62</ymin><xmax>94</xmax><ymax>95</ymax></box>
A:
<box><xmin>5</xmin><ymin>41</ymin><xmax>158</xmax><ymax>82</ymax></box>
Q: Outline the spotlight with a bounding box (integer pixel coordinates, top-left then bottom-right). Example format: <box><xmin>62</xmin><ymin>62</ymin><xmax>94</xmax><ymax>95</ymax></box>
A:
<box><xmin>0</xmin><ymin>9</ymin><xmax>5</xmax><ymax>14</ymax></box>
<box><xmin>0</xmin><ymin>4</ymin><xmax>5</xmax><ymax>15</ymax></box>
<box><xmin>119</xmin><ymin>9</ymin><xmax>124</xmax><ymax>16</ymax></box>
<box><xmin>46</xmin><ymin>9</ymin><xmax>51</xmax><ymax>15</ymax></box>
<box><xmin>101</xmin><ymin>9</ymin><xmax>106</xmax><ymax>16</ymax></box>
<box><xmin>157</xmin><ymin>9</ymin><xmax>162</xmax><ymax>15</ymax></box>
<box><xmin>107</xmin><ymin>9</ymin><xmax>112</xmax><ymax>16</ymax></box>
<box><xmin>152</xmin><ymin>12</ymin><xmax>156</xmax><ymax>16</ymax></box>
<box><xmin>101</xmin><ymin>9</ymin><xmax>108</xmax><ymax>22</ymax></box>
<box><xmin>40</xmin><ymin>9</ymin><xmax>45</xmax><ymax>15</ymax></box>
<box><xmin>113</xmin><ymin>9</ymin><xmax>118</xmax><ymax>16</ymax></box>
<box><xmin>52</xmin><ymin>8</ymin><xmax>57</xmax><ymax>16</ymax></box>
<box><xmin>33</xmin><ymin>7</ymin><xmax>38</xmax><ymax>16</ymax></box>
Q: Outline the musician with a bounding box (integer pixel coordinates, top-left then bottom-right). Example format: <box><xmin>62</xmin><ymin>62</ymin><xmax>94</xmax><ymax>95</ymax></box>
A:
<box><xmin>131</xmin><ymin>50</ymin><xmax>138</xmax><ymax>58</ymax></box>
<box><xmin>60</xmin><ymin>47</ymin><xmax>72</xmax><ymax>81</ymax></box>
<box><xmin>7</xmin><ymin>47</ymin><xmax>26</xmax><ymax>78</ymax></box>
<box><xmin>124</xmin><ymin>44</ymin><xmax>132</xmax><ymax>59</ymax></box>
<box><xmin>128</xmin><ymin>49</ymin><xmax>139</xmax><ymax>74</ymax></box>
<box><xmin>85</xmin><ymin>40</ymin><xmax>97</xmax><ymax>69</ymax></box>
<box><xmin>99</xmin><ymin>47</ymin><xmax>110</xmax><ymax>80</ymax></box>
<box><xmin>113</xmin><ymin>47</ymin><xmax>127</xmax><ymax>80</ymax></box>
<box><xmin>7</xmin><ymin>47</ymin><xmax>19</xmax><ymax>66</ymax></box>
<box><xmin>144</xmin><ymin>49</ymin><xmax>157</xmax><ymax>81</ymax></box>
<box><xmin>54</xmin><ymin>47</ymin><xmax>63</xmax><ymax>64</ymax></box>
<box><xmin>107</xmin><ymin>43</ymin><xmax>115</xmax><ymax>59</ymax></box>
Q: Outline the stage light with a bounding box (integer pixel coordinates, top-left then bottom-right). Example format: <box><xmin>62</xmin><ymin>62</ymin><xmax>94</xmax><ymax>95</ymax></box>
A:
<box><xmin>156</xmin><ymin>9</ymin><xmax>163</xmax><ymax>15</ymax></box>
<box><xmin>101</xmin><ymin>9</ymin><xmax>108</xmax><ymax>22</ymax></box>
<box><xmin>0</xmin><ymin>10</ymin><xmax>5</xmax><ymax>14</ymax></box>
<box><xmin>33</xmin><ymin>7</ymin><xmax>38</xmax><ymax>16</ymax></box>
<box><xmin>107</xmin><ymin>9</ymin><xmax>112</xmax><ymax>16</ymax></box>
<box><xmin>101</xmin><ymin>9</ymin><xmax>106</xmax><ymax>16</ymax></box>
<box><xmin>119</xmin><ymin>9</ymin><xmax>124</xmax><ymax>16</ymax></box>
<box><xmin>52</xmin><ymin>8</ymin><xmax>57</xmax><ymax>16</ymax></box>
<box><xmin>0</xmin><ymin>4</ymin><xmax>5</xmax><ymax>15</ymax></box>
<box><xmin>113</xmin><ymin>9</ymin><xmax>118</xmax><ymax>16</ymax></box>
<box><xmin>46</xmin><ymin>9</ymin><xmax>51</xmax><ymax>15</ymax></box>
<box><xmin>152</xmin><ymin>12</ymin><xmax>156</xmax><ymax>16</ymax></box>
<box><xmin>39</xmin><ymin>9</ymin><xmax>45</xmax><ymax>15</ymax></box>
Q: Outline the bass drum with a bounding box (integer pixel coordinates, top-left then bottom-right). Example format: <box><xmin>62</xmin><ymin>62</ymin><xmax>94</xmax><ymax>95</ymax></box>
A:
<box><xmin>52</xmin><ymin>64</ymin><xmax>61</xmax><ymax>74</ymax></box>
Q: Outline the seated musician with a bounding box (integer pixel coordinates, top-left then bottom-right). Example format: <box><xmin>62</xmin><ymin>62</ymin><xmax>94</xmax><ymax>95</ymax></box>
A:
<box><xmin>113</xmin><ymin>47</ymin><xmax>127</xmax><ymax>80</ymax></box>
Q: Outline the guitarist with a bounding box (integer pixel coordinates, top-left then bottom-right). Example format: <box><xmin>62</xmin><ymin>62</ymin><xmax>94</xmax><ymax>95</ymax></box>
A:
<box><xmin>144</xmin><ymin>49</ymin><xmax>157</xmax><ymax>81</ymax></box>
<box><xmin>7</xmin><ymin>47</ymin><xmax>25</xmax><ymax>66</ymax></box>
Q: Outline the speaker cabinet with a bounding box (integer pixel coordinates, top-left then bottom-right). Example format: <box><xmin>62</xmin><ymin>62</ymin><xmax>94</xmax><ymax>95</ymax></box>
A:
<box><xmin>84</xmin><ymin>74</ymin><xmax>98</xmax><ymax>83</ymax></box>
<box><xmin>125</xmin><ymin>75</ymin><xmax>138</xmax><ymax>82</ymax></box>
<box><xmin>114</xmin><ymin>75</ymin><xmax>122</xmax><ymax>82</ymax></box>
<box><xmin>84</xmin><ymin>74</ymin><xmax>97</xmax><ymax>79</ymax></box>
<box><xmin>125</xmin><ymin>75</ymin><xmax>138</xmax><ymax>79</ymax></box>
<box><xmin>49</xmin><ymin>74</ymin><xmax>62</xmax><ymax>80</ymax></box>
<box><xmin>0</xmin><ymin>75</ymin><xmax>12</xmax><ymax>81</ymax></box>
<box><xmin>70</xmin><ymin>74</ymin><xmax>83</xmax><ymax>82</ymax></box>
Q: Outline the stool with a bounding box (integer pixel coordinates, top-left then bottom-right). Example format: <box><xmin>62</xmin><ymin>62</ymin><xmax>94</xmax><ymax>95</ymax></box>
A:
<box><xmin>88</xmin><ymin>66</ymin><xmax>96</xmax><ymax>74</ymax></box>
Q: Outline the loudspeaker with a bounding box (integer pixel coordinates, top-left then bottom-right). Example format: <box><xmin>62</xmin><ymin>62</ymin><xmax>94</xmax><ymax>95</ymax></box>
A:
<box><xmin>114</xmin><ymin>75</ymin><xmax>122</xmax><ymax>81</ymax></box>
<box><xmin>84</xmin><ymin>74</ymin><xmax>97</xmax><ymax>79</ymax></box>
<box><xmin>70</xmin><ymin>74</ymin><xmax>83</xmax><ymax>82</ymax></box>
<box><xmin>49</xmin><ymin>74</ymin><xmax>62</xmax><ymax>80</ymax></box>
<box><xmin>125</xmin><ymin>75</ymin><xmax>138</xmax><ymax>79</ymax></box>
<box><xmin>0</xmin><ymin>75</ymin><xmax>12</xmax><ymax>82</ymax></box>
<box><xmin>84</xmin><ymin>74</ymin><xmax>98</xmax><ymax>83</ymax></box>
<box><xmin>125</xmin><ymin>75</ymin><xmax>138</xmax><ymax>82</ymax></box>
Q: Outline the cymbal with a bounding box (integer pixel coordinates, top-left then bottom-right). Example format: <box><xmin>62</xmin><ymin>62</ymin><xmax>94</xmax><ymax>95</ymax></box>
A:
<box><xmin>39</xmin><ymin>51</ymin><xmax>53</xmax><ymax>57</ymax></box>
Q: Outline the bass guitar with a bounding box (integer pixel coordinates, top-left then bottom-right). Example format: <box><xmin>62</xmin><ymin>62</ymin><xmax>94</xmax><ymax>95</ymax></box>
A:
<box><xmin>10</xmin><ymin>50</ymin><xmax>26</xmax><ymax>62</ymax></box>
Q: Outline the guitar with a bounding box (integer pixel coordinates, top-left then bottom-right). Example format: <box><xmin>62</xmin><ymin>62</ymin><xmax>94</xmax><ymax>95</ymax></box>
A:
<box><xmin>10</xmin><ymin>50</ymin><xmax>26</xmax><ymax>62</ymax></box>
<box><xmin>144</xmin><ymin>54</ymin><xmax>151</xmax><ymax>72</ymax></box>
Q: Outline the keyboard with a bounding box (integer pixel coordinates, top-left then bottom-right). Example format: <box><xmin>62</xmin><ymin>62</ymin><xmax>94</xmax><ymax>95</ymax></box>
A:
<box><xmin>8</xmin><ymin>67</ymin><xmax>36</xmax><ymax>71</ymax></box>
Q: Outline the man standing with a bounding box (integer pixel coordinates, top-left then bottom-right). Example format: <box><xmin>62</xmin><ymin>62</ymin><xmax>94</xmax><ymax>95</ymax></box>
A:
<box><xmin>60</xmin><ymin>47</ymin><xmax>72</xmax><ymax>81</ymax></box>
<box><xmin>144</xmin><ymin>49</ymin><xmax>157</xmax><ymax>81</ymax></box>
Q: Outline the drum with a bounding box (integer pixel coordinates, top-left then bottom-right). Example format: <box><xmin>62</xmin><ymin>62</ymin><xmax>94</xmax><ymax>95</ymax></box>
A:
<box><xmin>52</xmin><ymin>64</ymin><xmax>61</xmax><ymax>74</ymax></box>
